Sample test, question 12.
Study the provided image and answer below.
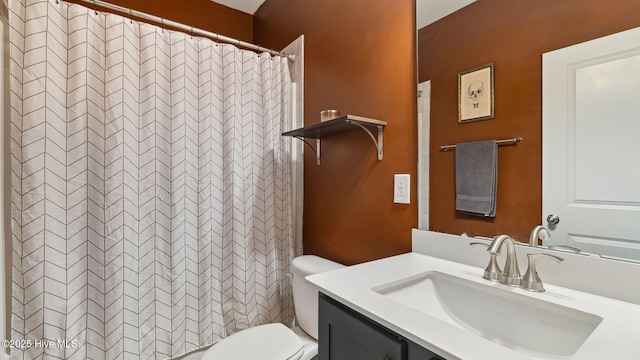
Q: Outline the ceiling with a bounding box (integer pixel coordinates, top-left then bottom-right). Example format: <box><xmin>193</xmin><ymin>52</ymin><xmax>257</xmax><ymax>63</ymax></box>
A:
<box><xmin>212</xmin><ymin>0</ymin><xmax>266</xmax><ymax>14</ymax></box>
<box><xmin>417</xmin><ymin>0</ymin><xmax>476</xmax><ymax>29</ymax></box>
<box><xmin>211</xmin><ymin>0</ymin><xmax>476</xmax><ymax>28</ymax></box>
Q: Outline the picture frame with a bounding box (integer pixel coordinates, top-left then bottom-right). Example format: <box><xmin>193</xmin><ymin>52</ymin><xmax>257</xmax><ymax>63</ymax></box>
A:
<box><xmin>458</xmin><ymin>63</ymin><xmax>495</xmax><ymax>123</ymax></box>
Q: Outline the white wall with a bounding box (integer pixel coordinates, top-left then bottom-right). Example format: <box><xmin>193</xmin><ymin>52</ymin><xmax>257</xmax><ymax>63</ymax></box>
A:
<box><xmin>417</xmin><ymin>81</ymin><xmax>430</xmax><ymax>230</ymax></box>
<box><xmin>282</xmin><ymin>35</ymin><xmax>305</xmax><ymax>256</ymax></box>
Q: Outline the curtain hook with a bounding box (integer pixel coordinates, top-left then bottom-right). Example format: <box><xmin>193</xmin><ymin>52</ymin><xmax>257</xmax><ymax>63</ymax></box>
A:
<box><xmin>161</xmin><ymin>18</ymin><xmax>164</xmax><ymax>33</ymax></box>
<box><xmin>94</xmin><ymin>0</ymin><xmax>98</xmax><ymax>15</ymax></box>
<box><xmin>129</xmin><ymin>9</ymin><xmax>133</xmax><ymax>24</ymax></box>
<box><xmin>191</xmin><ymin>26</ymin><xmax>194</xmax><ymax>39</ymax></box>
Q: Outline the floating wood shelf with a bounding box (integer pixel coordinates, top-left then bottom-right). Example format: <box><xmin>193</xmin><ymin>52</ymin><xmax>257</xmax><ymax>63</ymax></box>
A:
<box><xmin>282</xmin><ymin>115</ymin><xmax>387</xmax><ymax>165</ymax></box>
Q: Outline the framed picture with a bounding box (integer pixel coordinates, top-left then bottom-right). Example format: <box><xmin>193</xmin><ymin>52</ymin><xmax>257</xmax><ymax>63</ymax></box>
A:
<box><xmin>458</xmin><ymin>63</ymin><xmax>495</xmax><ymax>123</ymax></box>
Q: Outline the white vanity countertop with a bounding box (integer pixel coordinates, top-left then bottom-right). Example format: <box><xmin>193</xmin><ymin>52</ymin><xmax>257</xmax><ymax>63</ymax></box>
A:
<box><xmin>307</xmin><ymin>252</ymin><xmax>640</xmax><ymax>360</ymax></box>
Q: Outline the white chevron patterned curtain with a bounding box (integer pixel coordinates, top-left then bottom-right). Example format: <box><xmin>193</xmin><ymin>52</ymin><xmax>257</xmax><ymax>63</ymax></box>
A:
<box><xmin>9</xmin><ymin>1</ymin><xmax>295</xmax><ymax>359</ymax></box>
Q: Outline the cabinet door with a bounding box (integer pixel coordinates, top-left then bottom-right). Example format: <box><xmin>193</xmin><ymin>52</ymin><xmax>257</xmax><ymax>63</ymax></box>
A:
<box><xmin>319</xmin><ymin>294</ymin><xmax>406</xmax><ymax>360</ymax></box>
<box><xmin>408</xmin><ymin>343</ymin><xmax>447</xmax><ymax>360</ymax></box>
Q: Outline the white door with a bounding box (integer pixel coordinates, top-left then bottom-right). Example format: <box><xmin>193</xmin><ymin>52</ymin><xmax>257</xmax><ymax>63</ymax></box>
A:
<box><xmin>543</xmin><ymin>27</ymin><xmax>640</xmax><ymax>261</ymax></box>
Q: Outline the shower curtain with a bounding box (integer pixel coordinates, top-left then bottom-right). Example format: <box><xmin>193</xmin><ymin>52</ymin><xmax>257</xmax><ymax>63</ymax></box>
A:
<box><xmin>8</xmin><ymin>1</ymin><xmax>295</xmax><ymax>359</ymax></box>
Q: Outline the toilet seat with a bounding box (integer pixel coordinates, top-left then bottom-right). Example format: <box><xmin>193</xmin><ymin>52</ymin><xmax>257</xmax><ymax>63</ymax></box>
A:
<box><xmin>201</xmin><ymin>323</ymin><xmax>304</xmax><ymax>360</ymax></box>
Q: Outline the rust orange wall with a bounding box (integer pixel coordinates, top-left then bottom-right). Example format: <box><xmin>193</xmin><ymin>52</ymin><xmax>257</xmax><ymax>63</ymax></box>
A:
<box><xmin>420</xmin><ymin>0</ymin><xmax>640</xmax><ymax>242</ymax></box>
<box><xmin>255</xmin><ymin>0</ymin><xmax>417</xmax><ymax>265</ymax></box>
<box><xmin>66</xmin><ymin>0</ymin><xmax>253</xmax><ymax>42</ymax></box>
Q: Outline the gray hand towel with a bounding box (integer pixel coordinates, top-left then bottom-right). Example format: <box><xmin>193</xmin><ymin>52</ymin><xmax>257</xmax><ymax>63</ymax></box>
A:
<box><xmin>455</xmin><ymin>140</ymin><xmax>497</xmax><ymax>217</ymax></box>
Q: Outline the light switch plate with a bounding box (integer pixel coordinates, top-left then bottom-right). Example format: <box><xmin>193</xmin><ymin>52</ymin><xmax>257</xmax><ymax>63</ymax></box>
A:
<box><xmin>394</xmin><ymin>174</ymin><xmax>410</xmax><ymax>204</ymax></box>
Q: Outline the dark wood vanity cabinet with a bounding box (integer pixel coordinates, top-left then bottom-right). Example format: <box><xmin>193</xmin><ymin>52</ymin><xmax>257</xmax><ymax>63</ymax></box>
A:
<box><xmin>319</xmin><ymin>293</ymin><xmax>446</xmax><ymax>360</ymax></box>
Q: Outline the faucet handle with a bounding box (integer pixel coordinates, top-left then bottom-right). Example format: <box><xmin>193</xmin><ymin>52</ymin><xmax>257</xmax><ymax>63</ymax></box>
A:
<box><xmin>520</xmin><ymin>253</ymin><xmax>564</xmax><ymax>292</ymax></box>
<box><xmin>470</xmin><ymin>242</ymin><xmax>502</xmax><ymax>282</ymax></box>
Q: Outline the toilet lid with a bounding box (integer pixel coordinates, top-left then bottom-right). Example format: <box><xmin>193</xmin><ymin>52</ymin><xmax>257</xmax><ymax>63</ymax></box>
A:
<box><xmin>202</xmin><ymin>323</ymin><xmax>304</xmax><ymax>360</ymax></box>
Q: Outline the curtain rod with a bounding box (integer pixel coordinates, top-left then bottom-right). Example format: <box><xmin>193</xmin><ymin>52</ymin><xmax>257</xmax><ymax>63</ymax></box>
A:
<box><xmin>69</xmin><ymin>0</ymin><xmax>296</xmax><ymax>62</ymax></box>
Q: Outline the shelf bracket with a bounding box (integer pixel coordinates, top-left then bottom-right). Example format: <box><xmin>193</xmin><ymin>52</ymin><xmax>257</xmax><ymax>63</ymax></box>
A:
<box><xmin>295</xmin><ymin>136</ymin><xmax>321</xmax><ymax>165</ymax></box>
<box><xmin>346</xmin><ymin>120</ymin><xmax>384</xmax><ymax>160</ymax></box>
<box><xmin>282</xmin><ymin>115</ymin><xmax>387</xmax><ymax>165</ymax></box>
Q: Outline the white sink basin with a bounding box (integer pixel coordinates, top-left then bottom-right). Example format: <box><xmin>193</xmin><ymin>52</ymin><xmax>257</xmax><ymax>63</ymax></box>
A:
<box><xmin>373</xmin><ymin>271</ymin><xmax>602</xmax><ymax>358</ymax></box>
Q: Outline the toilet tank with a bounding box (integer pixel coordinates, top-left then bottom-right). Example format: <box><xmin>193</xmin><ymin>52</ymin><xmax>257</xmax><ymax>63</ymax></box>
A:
<box><xmin>291</xmin><ymin>255</ymin><xmax>345</xmax><ymax>340</ymax></box>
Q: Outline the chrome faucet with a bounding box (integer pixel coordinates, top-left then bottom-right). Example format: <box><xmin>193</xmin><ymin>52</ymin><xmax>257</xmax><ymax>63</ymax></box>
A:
<box><xmin>487</xmin><ymin>235</ymin><xmax>521</xmax><ymax>287</ymax></box>
<box><xmin>529</xmin><ymin>225</ymin><xmax>550</xmax><ymax>247</ymax></box>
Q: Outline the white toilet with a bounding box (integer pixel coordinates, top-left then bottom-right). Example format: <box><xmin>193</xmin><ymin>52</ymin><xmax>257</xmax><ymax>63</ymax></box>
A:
<box><xmin>202</xmin><ymin>255</ymin><xmax>345</xmax><ymax>360</ymax></box>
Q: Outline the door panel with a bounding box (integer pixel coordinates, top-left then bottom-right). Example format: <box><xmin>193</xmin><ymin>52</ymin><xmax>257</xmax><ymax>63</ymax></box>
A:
<box><xmin>574</xmin><ymin>54</ymin><xmax>640</xmax><ymax>203</ymax></box>
<box><xmin>542</xmin><ymin>27</ymin><xmax>640</xmax><ymax>261</ymax></box>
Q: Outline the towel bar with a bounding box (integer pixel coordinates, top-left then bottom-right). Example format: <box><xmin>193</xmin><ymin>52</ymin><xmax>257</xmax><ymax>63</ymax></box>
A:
<box><xmin>441</xmin><ymin>137</ymin><xmax>523</xmax><ymax>151</ymax></box>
